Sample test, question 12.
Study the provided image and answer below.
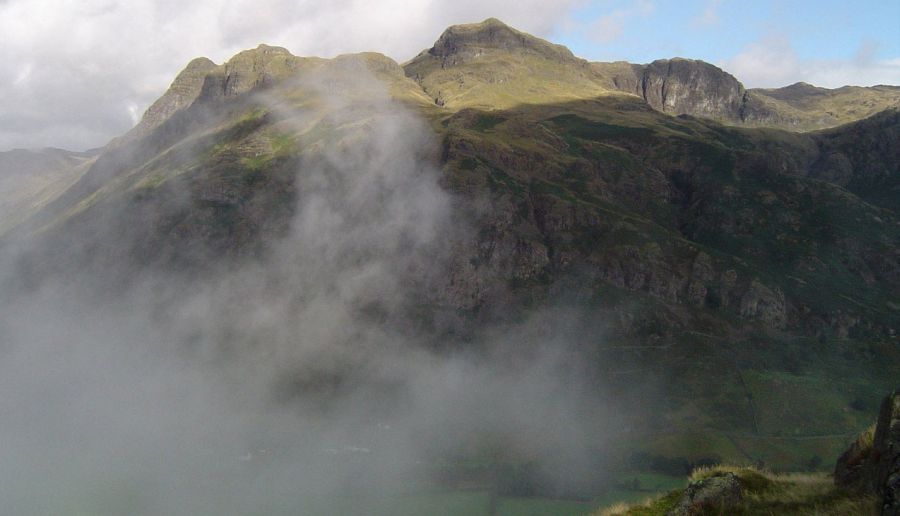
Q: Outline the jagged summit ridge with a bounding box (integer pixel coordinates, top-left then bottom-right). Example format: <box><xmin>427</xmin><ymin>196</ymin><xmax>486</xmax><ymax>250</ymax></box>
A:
<box><xmin>129</xmin><ymin>18</ymin><xmax>900</xmax><ymax>136</ymax></box>
<box><xmin>125</xmin><ymin>46</ymin><xmax>420</xmax><ymax>143</ymax></box>
<box><xmin>198</xmin><ymin>44</ymin><xmax>308</xmax><ymax>99</ymax></box>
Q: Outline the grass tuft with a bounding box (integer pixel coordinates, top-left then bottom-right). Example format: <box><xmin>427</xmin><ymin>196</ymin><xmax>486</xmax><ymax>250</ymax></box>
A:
<box><xmin>689</xmin><ymin>464</ymin><xmax>773</xmax><ymax>493</ymax></box>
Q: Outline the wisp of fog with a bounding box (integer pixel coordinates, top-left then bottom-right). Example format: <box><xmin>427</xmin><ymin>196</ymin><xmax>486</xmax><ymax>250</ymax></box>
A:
<box><xmin>0</xmin><ymin>61</ymin><xmax>617</xmax><ymax>515</ymax></box>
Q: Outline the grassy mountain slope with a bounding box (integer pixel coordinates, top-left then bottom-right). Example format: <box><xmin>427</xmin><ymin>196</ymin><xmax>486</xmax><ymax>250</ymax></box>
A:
<box><xmin>403</xmin><ymin>18</ymin><xmax>616</xmax><ymax>110</ymax></box>
<box><xmin>750</xmin><ymin>82</ymin><xmax>900</xmax><ymax>131</ymax></box>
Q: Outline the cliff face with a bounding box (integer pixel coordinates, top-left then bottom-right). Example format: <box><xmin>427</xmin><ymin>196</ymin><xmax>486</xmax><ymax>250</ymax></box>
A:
<box><xmin>633</xmin><ymin>59</ymin><xmax>747</xmax><ymax>122</ymax></box>
<box><xmin>124</xmin><ymin>46</ymin><xmax>317</xmax><ymax>144</ymax></box>
<box><xmin>130</xmin><ymin>57</ymin><xmax>218</xmax><ymax>139</ymax></box>
<box><xmin>599</xmin><ymin>59</ymin><xmax>900</xmax><ymax>130</ymax></box>
<box><xmin>873</xmin><ymin>391</ymin><xmax>900</xmax><ymax>515</ymax></box>
<box><xmin>197</xmin><ymin>44</ymin><xmax>309</xmax><ymax>99</ymax></box>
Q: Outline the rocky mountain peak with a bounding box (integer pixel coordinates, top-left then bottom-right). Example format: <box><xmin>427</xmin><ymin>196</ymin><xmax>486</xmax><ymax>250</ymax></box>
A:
<box><xmin>225</xmin><ymin>44</ymin><xmax>294</xmax><ymax>65</ymax></box>
<box><xmin>128</xmin><ymin>56</ymin><xmax>218</xmax><ymax>139</ymax></box>
<box><xmin>199</xmin><ymin>44</ymin><xmax>304</xmax><ymax>99</ymax></box>
<box><xmin>425</xmin><ymin>17</ymin><xmax>576</xmax><ymax>63</ymax></box>
<box><xmin>123</xmin><ymin>46</ymin><xmax>305</xmax><ymax>143</ymax></box>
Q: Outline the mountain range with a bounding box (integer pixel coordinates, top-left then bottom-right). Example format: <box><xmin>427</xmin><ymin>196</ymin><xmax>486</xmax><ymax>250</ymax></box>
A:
<box><xmin>1</xmin><ymin>17</ymin><xmax>898</xmax><ymax>507</ymax></box>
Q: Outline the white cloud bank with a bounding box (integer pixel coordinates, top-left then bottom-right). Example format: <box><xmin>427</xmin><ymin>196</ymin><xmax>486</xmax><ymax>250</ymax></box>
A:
<box><xmin>724</xmin><ymin>35</ymin><xmax>900</xmax><ymax>89</ymax></box>
<box><xmin>0</xmin><ymin>0</ymin><xmax>582</xmax><ymax>151</ymax></box>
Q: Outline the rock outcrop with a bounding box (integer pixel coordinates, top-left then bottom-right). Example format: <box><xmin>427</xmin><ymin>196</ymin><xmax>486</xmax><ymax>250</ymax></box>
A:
<box><xmin>198</xmin><ymin>44</ymin><xmax>306</xmax><ymax>99</ymax></box>
<box><xmin>592</xmin><ymin>58</ymin><xmax>900</xmax><ymax>130</ymax></box>
<box><xmin>128</xmin><ymin>57</ymin><xmax>218</xmax><ymax>139</ymax></box>
<box><xmin>836</xmin><ymin>389</ymin><xmax>900</xmax><ymax>515</ymax></box>
<box><xmin>874</xmin><ymin>390</ymin><xmax>900</xmax><ymax>515</ymax></box>
<box><xmin>666</xmin><ymin>471</ymin><xmax>743</xmax><ymax>516</ymax></box>
<box><xmin>636</xmin><ymin>59</ymin><xmax>747</xmax><ymax>122</ymax></box>
<box><xmin>739</xmin><ymin>280</ymin><xmax>787</xmax><ymax>328</ymax></box>
<box><xmin>835</xmin><ymin>424</ymin><xmax>876</xmax><ymax>491</ymax></box>
<box><xmin>126</xmin><ymin>46</ymin><xmax>314</xmax><ymax>143</ymax></box>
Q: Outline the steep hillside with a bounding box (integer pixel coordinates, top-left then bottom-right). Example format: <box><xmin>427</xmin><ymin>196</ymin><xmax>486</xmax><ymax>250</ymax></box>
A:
<box><xmin>809</xmin><ymin>108</ymin><xmax>900</xmax><ymax>212</ymax></box>
<box><xmin>0</xmin><ymin>147</ymin><xmax>95</xmax><ymax>236</ymax></box>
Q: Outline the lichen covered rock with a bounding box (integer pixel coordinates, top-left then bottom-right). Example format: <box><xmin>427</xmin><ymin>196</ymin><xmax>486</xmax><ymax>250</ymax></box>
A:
<box><xmin>666</xmin><ymin>471</ymin><xmax>743</xmax><ymax>516</ymax></box>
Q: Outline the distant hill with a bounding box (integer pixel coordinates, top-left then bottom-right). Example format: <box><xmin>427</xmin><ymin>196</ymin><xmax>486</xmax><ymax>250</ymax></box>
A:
<box><xmin>0</xmin><ymin>147</ymin><xmax>95</xmax><ymax>236</ymax></box>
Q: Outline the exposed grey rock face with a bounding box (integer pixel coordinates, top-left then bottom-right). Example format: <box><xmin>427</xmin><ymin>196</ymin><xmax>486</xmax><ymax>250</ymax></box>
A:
<box><xmin>199</xmin><ymin>45</ymin><xmax>300</xmax><ymax>99</ymax></box>
<box><xmin>596</xmin><ymin>59</ymin><xmax>900</xmax><ymax>131</ymax></box>
<box><xmin>130</xmin><ymin>57</ymin><xmax>218</xmax><ymax>138</ymax></box>
<box><xmin>594</xmin><ymin>58</ymin><xmax>756</xmax><ymax>123</ymax></box>
<box><xmin>835</xmin><ymin>390</ymin><xmax>900</xmax><ymax>515</ymax></box>
<box><xmin>667</xmin><ymin>472</ymin><xmax>743</xmax><ymax>516</ymax></box>
<box><xmin>125</xmin><ymin>46</ymin><xmax>311</xmax><ymax>145</ymax></box>
<box><xmin>874</xmin><ymin>390</ymin><xmax>900</xmax><ymax>515</ymax></box>
<box><xmin>739</xmin><ymin>280</ymin><xmax>787</xmax><ymax>328</ymax></box>
<box><xmin>636</xmin><ymin>59</ymin><xmax>747</xmax><ymax>122</ymax></box>
<box><xmin>835</xmin><ymin>434</ymin><xmax>871</xmax><ymax>491</ymax></box>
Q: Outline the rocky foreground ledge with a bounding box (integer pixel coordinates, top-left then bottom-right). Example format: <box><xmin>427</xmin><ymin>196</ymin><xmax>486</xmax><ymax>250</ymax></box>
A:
<box><xmin>600</xmin><ymin>390</ymin><xmax>900</xmax><ymax>515</ymax></box>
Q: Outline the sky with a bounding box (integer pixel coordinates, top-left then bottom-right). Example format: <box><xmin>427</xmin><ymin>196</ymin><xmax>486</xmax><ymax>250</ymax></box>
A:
<box><xmin>1</xmin><ymin>0</ymin><xmax>898</xmax><ymax>151</ymax></box>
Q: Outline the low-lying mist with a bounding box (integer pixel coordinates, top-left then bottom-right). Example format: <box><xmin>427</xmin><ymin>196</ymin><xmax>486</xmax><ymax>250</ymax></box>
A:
<box><xmin>0</xmin><ymin>62</ymin><xmax>622</xmax><ymax>515</ymax></box>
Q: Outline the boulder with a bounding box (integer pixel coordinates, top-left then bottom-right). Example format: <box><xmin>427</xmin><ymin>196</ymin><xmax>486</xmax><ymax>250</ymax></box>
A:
<box><xmin>666</xmin><ymin>471</ymin><xmax>743</xmax><ymax>516</ymax></box>
<box><xmin>834</xmin><ymin>424</ymin><xmax>875</xmax><ymax>491</ymax></box>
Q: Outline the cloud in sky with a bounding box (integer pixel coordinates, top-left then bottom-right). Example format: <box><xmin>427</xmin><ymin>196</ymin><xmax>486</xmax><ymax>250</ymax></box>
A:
<box><xmin>691</xmin><ymin>0</ymin><xmax>721</xmax><ymax>27</ymax></box>
<box><xmin>0</xmin><ymin>0</ymin><xmax>582</xmax><ymax>151</ymax></box>
<box><xmin>589</xmin><ymin>0</ymin><xmax>655</xmax><ymax>44</ymax></box>
<box><xmin>725</xmin><ymin>35</ymin><xmax>900</xmax><ymax>88</ymax></box>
